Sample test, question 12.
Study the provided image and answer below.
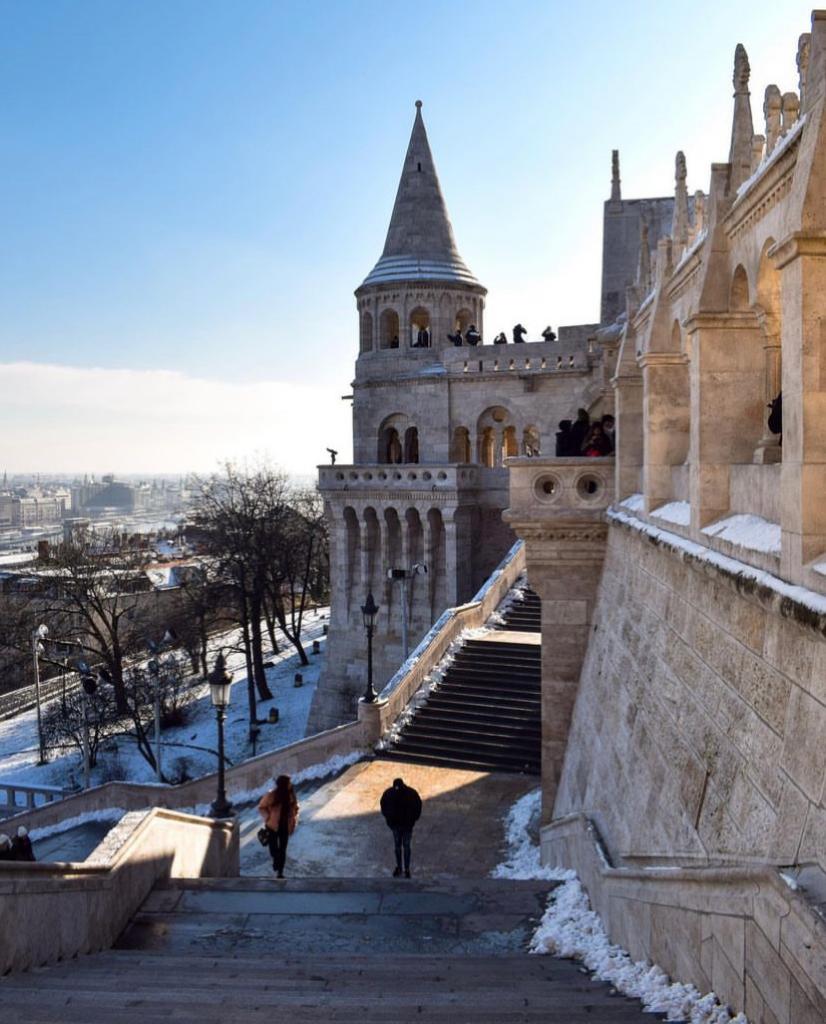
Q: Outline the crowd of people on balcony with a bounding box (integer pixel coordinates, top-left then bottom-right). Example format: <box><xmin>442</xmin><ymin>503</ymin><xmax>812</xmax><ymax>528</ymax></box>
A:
<box><xmin>446</xmin><ymin>323</ymin><xmax>558</xmax><ymax>347</ymax></box>
<box><xmin>555</xmin><ymin>410</ymin><xmax>615</xmax><ymax>457</ymax></box>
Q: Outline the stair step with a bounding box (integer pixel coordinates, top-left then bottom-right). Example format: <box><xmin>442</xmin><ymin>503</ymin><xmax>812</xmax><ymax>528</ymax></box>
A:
<box><xmin>391</xmin><ymin>736</ymin><xmax>539</xmax><ymax>765</ymax></box>
<box><xmin>412</xmin><ymin>713</ymin><xmax>541</xmax><ymax>737</ymax></box>
<box><xmin>382</xmin><ymin>749</ymin><xmax>539</xmax><ymax>774</ymax></box>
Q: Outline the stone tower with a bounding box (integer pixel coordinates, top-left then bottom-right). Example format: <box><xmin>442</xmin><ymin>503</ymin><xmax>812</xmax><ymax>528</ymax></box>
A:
<box><xmin>308</xmin><ymin>103</ymin><xmax>604</xmax><ymax>731</ymax></box>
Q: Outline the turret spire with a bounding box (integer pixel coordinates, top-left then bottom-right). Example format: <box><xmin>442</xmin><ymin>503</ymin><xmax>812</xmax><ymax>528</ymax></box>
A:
<box><xmin>611</xmin><ymin>150</ymin><xmax>621</xmax><ymax>202</ymax></box>
<box><xmin>361</xmin><ymin>102</ymin><xmax>480</xmax><ymax>288</ymax></box>
<box><xmin>728</xmin><ymin>44</ymin><xmax>754</xmax><ymax>192</ymax></box>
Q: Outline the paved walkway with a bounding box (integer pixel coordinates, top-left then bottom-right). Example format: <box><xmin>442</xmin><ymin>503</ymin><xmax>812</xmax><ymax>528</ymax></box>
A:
<box><xmin>238</xmin><ymin>758</ymin><xmax>537</xmax><ymax>879</ymax></box>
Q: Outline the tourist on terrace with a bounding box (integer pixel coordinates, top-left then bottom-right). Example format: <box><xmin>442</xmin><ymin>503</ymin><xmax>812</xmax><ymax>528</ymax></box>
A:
<box><xmin>541</xmin><ymin>325</ymin><xmax>557</xmax><ymax>342</ymax></box>
<box><xmin>380</xmin><ymin>776</ymin><xmax>422</xmax><ymax>878</ymax></box>
<box><xmin>258</xmin><ymin>774</ymin><xmax>300</xmax><ymax>879</ymax></box>
<box><xmin>11</xmin><ymin>826</ymin><xmax>35</xmax><ymax>862</ymax></box>
<box><xmin>512</xmin><ymin>323</ymin><xmax>527</xmax><ymax>344</ymax></box>
<box><xmin>555</xmin><ymin>420</ymin><xmax>574</xmax><ymax>456</ymax></box>
<box><xmin>0</xmin><ymin>834</ymin><xmax>13</xmax><ymax>861</ymax></box>
<box><xmin>568</xmin><ymin>408</ymin><xmax>590</xmax><ymax>453</ymax></box>
<box><xmin>390</xmin><ymin>334</ymin><xmax>400</xmax><ymax>349</ymax></box>
<box><xmin>465</xmin><ymin>324</ymin><xmax>481</xmax><ymax>345</ymax></box>
<box><xmin>600</xmin><ymin>414</ymin><xmax>615</xmax><ymax>453</ymax></box>
<box><xmin>448</xmin><ymin>329</ymin><xmax>463</xmax><ymax>346</ymax></box>
<box><xmin>492</xmin><ymin>332</ymin><xmax>507</xmax><ymax>345</ymax></box>
<box><xmin>582</xmin><ymin>423</ymin><xmax>612</xmax><ymax>457</ymax></box>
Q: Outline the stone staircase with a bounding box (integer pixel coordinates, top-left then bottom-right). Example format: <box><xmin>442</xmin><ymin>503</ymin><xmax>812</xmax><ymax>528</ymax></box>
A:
<box><xmin>495</xmin><ymin>586</ymin><xmax>542</xmax><ymax>633</ymax></box>
<box><xmin>382</xmin><ymin>638</ymin><xmax>541</xmax><ymax>773</ymax></box>
<box><xmin>0</xmin><ymin>877</ymin><xmax>666</xmax><ymax>1022</ymax></box>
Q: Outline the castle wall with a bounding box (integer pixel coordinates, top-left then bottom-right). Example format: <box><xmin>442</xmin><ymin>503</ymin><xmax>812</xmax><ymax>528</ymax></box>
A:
<box><xmin>554</xmin><ymin>517</ymin><xmax>826</xmax><ymax>873</ymax></box>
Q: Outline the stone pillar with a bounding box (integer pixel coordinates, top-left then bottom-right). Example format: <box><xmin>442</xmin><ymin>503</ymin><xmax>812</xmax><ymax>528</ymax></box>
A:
<box><xmin>443</xmin><ymin>513</ymin><xmax>459</xmax><ymax>606</ymax></box>
<box><xmin>753</xmin><ymin>309</ymin><xmax>782</xmax><ymax>464</ymax></box>
<box><xmin>686</xmin><ymin>312</ymin><xmax>765</xmax><ymax>529</ymax></box>
<box><xmin>772</xmin><ymin>234</ymin><xmax>826</xmax><ymax>579</ymax></box>
<box><xmin>640</xmin><ymin>353</ymin><xmax>689</xmax><ymax>512</ymax></box>
<box><xmin>614</xmin><ymin>373</ymin><xmax>643</xmax><ymax>500</ymax></box>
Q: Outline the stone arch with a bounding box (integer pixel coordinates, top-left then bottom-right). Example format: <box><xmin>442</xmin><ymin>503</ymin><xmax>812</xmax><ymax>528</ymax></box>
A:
<box><xmin>753</xmin><ymin>238</ymin><xmax>782</xmax><ymax>461</ymax></box>
<box><xmin>409</xmin><ymin>306</ymin><xmax>431</xmax><ymax>348</ymax></box>
<box><xmin>404</xmin><ymin>426</ymin><xmax>419</xmax><ymax>464</ymax></box>
<box><xmin>359</xmin><ymin>311</ymin><xmax>374</xmax><ymax>353</ymax></box>
<box><xmin>730</xmin><ymin>265</ymin><xmax>751</xmax><ymax>311</ymax></box>
<box><xmin>523</xmin><ymin>425</ymin><xmax>540</xmax><ymax>456</ymax></box>
<box><xmin>378</xmin><ymin>414</ymin><xmax>410</xmax><ymax>464</ymax></box>
<box><xmin>343</xmin><ymin>506</ymin><xmax>360</xmax><ymax>608</ymax></box>
<box><xmin>455</xmin><ymin>308</ymin><xmax>473</xmax><ymax>333</ymax></box>
<box><xmin>379</xmin><ymin>308</ymin><xmax>400</xmax><ymax>349</ymax></box>
<box><xmin>476</xmin><ymin>405</ymin><xmax>516</xmax><ymax>467</ymax></box>
<box><xmin>451</xmin><ymin>426</ymin><xmax>471</xmax><ymax>462</ymax></box>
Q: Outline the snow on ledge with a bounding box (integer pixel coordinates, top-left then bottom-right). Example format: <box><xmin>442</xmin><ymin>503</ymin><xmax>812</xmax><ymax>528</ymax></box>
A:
<box><xmin>736</xmin><ymin>114</ymin><xmax>807</xmax><ymax>201</ymax></box>
<box><xmin>651</xmin><ymin>500</ymin><xmax>691</xmax><ymax>526</ymax></box>
<box><xmin>701</xmin><ymin>513</ymin><xmax>781</xmax><ymax>555</ymax></box>
<box><xmin>608</xmin><ymin>506</ymin><xmax>826</xmax><ymax>618</ymax></box>
<box><xmin>619</xmin><ymin>493</ymin><xmax>645</xmax><ymax>513</ymax></box>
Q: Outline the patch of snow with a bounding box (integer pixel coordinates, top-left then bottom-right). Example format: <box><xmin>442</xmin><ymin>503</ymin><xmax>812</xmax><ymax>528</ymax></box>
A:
<box><xmin>415</xmin><ymin>364</ymin><xmax>447</xmax><ymax>377</ymax></box>
<box><xmin>28</xmin><ymin>806</ymin><xmax>127</xmax><ymax>842</ymax></box>
<box><xmin>813</xmin><ymin>562</ymin><xmax>826</xmax><ymax>578</ymax></box>
<box><xmin>702</xmin><ymin>513</ymin><xmax>781</xmax><ymax>555</ymax></box>
<box><xmin>619</xmin><ymin>493</ymin><xmax>645</xmax><ymax>513</ymax></box>
<box><xmin>651</xmin><ymin>500</ymin><xmax>691</xmax><ymax>527</ymax></box>
<box><xmin>736</xmin><ymin>115</ymin><xmax>807</xmax><ymax>201</ymax></box>
<box><xmin>674</xmin><ymin>228</ymin><xmax>708</xmax><ymax>273</ymax></box>
<box><xmin>779</xmin><ymin>871</ymin><xmax>800</xmax><ymax>892</ymax></box>
<box><xmin>492</xmin><ymin>788</ymin><xmax>748</xmax><ymax>1024</ymax></box>
<box><xmin>609</xmin><ymin>507</ymin><xmax>826</xmax><ymax>617</ymax></box>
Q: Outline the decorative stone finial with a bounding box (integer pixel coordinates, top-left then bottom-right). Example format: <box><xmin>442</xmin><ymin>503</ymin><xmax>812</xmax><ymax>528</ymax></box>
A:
<box><xmin>672</xmin><ymin>151</ymin><xmax>689</xmax><ymax>251</ymax></box>
<box><xmin>729</xmin><ymin>44</ymin><xmax>754</xmax><ymax>191</ymax></box>
<box><xmin>611</xmin><ymin>149</ymin><xmax>621</xmax><ymax>201</ymax></box>
<box><xmin>415</xmin><ymin>99</ymin><xmax>422</xmax><ymax>110</ymax></box>
<box><xmin>764</xmin><ymin>85</ymin><xmax>782</xmax><ymax>154</ymax></box>
<box><xmin>781</xmin><ymin>92</ymin><xmax>800</xmax><ymax>136</ymax></box>
<box><xmin>798</xmin><ymin>33</ymin><xmax>811</xmax><ymax>109</ymax></box>
<box><xmin>750</xmin><ymin>134</ymin><xmax>765</xmax><ymax>173</ymax></box>
<box><xmin>733</xmin><ymin>43</ymin><xmax>750</xmax><ymax>92</ymax></box>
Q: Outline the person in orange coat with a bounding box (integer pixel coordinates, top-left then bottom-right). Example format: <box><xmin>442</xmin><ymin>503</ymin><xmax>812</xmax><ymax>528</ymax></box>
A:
<box><xmin>257</xmin><ymin>775</ymin><xmax>299</xmax><ymax>879</ymax></box>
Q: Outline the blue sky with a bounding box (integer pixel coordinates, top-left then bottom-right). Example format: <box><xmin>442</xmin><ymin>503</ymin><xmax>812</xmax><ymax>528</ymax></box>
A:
<box><xmin>0</xmin><ymin>0</ymin><xmax>812</xmax><ymax>473</ymax></box>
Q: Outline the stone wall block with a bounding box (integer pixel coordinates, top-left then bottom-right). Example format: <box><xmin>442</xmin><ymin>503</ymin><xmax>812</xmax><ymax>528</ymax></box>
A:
<box><xmin>780</xmin><ymin>687</ymin><xmax>826</xmax><ymax>803</ymax></box>
<box><xmin>746</xmin><ymin>920</ymin><xmax>791</xmax><ymax>1024</ymax></box>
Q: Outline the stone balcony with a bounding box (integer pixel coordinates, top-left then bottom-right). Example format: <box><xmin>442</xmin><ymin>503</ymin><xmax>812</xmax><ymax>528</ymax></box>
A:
<box><xmin>504</xmin><ymin>456</ymin><xmax>615</xmax><ymax>529</ymax></box>
<box><xmin>318</xmin><ymin>463</ymin><xmax>484</xmax><ymax>494</ymax></box>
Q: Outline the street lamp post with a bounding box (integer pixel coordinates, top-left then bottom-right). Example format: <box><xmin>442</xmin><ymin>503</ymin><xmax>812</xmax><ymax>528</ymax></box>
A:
<box><xmin>31</xmin><ymin>624</ymin><xmax>49</xmax><ymax>765</ymax></box>
<box><xmin>147</xmin><ymin>658</ymin><xmax>163</xmax><ymax>783</ymax></box>
<box><xmin>208</xmin><ymin>652</ymin><xmax>235</xmax><ymax>818</ymax></box>
<box><xmin>360</xmin><ymin>591</ymin><xmax>379</xmax><ymax>703</ymax></box>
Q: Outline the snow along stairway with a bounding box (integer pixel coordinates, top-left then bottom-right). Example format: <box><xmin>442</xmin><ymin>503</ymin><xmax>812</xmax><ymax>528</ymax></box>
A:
<box><xmin>381</xmin><ymin>591</ymin><xmax>542</xmax><ymax>775</ymax></box>
<box><xmin>0</xmin><ymin>877</ymin><xmax>669</xmax><ymax>1023</ymax></box>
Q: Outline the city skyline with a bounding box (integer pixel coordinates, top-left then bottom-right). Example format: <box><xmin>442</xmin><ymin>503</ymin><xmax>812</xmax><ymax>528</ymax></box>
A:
<box><xmin>2</xmin><ymin>0</ymin><xmax>811</xmax><ymax>472</ymax></box>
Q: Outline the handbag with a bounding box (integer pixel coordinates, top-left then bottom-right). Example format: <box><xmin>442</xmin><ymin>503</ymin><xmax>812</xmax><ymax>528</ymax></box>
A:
<box><xmin>257</xmin><ymin>827</ymin><xmax>270</xmax><ymax>847</ymax></box>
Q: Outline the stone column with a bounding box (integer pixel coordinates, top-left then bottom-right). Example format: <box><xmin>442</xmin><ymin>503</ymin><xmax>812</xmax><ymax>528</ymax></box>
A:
<box><xmin>753</xmin><ymin>308</ymin><xmax>782</xmax><ymax>464</ymax></box>
<box><xmin>640</xmin><ymin>352</ymin><xmax>689</xmax><ymax>512</ymax></box>
<box><xmin>772</xmin><ymin>234</ymin><xmax>826</xmax><ymax>579</ymax></box>
<box><xmin>614</xmin><ymin>373</ymin><xmax>643</xmax><ymax>500</ymax></box>
<box><xmin>685</xmin><ymin>312</ymin><xmax>765</xmax><ymax>529</ymax></box>
<box><xmin>443</xmin><ymin>511</ymin><xmax>459</xmax><ymax>606</ymax></box>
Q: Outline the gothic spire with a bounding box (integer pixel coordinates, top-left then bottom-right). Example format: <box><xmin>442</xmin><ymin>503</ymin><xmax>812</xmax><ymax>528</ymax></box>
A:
<box><xmin>361</xmin><ymin>101</ymin><xmax>481</xmax><ymax>289</ymax></box>
<box><xmin>729</xmin><ymin>44</ymin><xmax>754</xmax><ymax>192</ymax></box>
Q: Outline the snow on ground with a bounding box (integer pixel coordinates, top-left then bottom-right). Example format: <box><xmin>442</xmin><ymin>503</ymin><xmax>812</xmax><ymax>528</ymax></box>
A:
<box><xmin>0</xmin><ymin>608</ymin><xmax>329</xmax><ymax>793</ymax></box>
<box><xmin>494</xmin><ymin>788</ymin><xmax>749</xmax><ymax>1024</ymax></box>
<box><xmin>619</xmin><ymin>493</ymin><xmax>645</xmax><ymax>513</ymax></box>
<box><xmin>701</xmin><ymin>513</ymin><xmax>781</xmax><ymax>555</ymax></box>
<box><xmin>651</xmin><ymin>500</ymin><xmax>691</xmax><ymax>527</ymax></box>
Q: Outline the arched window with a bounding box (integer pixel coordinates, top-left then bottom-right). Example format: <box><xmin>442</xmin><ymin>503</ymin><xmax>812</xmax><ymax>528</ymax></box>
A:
<box><xmin>754</xmin><ymin>240</ymin><xmax>782</xmax><ymax>462</ymax></box>
<box><xmin>360</xmin><ymin>311</ymin><xmax>374</xmax><ymax>354</ymax></box>
<box><xmin>476</xmin><ymin>406</ymin><xmax>515</xmax><ymax>468</ymax></box>
<box><xmin>379</xmin><ymin>309</ymin><xmax>400</xmax><ymax>350</ymax></box>
<box><xmin>479</xmin><ymin>427</ymin><xmax>495</xmax><ymax>467</ymax></box>
<box><xmin>503</xmin><ymin>426</ymin><xmax>518</xmax><ymax>461</ymax></box>
<box><xmin>409</xmin><ymin>307</ymin><xmax>431</xmax><ymax>348</ymax></box>
<box><xmin>455</xmin><ymin>308</ymin><xmax>473</xmax><ymax>333</ymax></box>
<box><xmin>380</xmin><ymin>428</ymin><xmax>403</xmax><ymax>464</ymax></box>
<box><xmin>730</xmin><ymin>265</ymin><xmax>750</xmax><ymax>310</ymax></box>
<box><xmin>451</xmin><ymin>427</ymin><xmax>471</xmax><ymax>462</ymax></box>
<box><xmin>404</xmin><ymin>427</ymin><xmax>419</xmax><ymax>464</ymax></box>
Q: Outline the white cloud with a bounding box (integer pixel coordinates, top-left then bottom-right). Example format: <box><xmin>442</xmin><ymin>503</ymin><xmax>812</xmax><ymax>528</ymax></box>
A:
<box><xmin>0</xmin><ymin>362</ymin><xmax>352</xmax><ymax>474</ymax></box>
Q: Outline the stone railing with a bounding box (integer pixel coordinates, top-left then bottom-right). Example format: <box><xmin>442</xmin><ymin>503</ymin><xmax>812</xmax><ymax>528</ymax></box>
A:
<box><xmin>505</xmin><ymin>456</ymin><xmax>615</xmax><ymax>524</ymax></box>
<box><xmin>358</xmin><ymin>540</ymin><xmax>526</xmax><ymax>743</ymax></box>
<box><xmin>318</xmin><ymin>463</ymin><xmax>481</xmax><ymax>492</ymax></box>
<box><xmin>0</xmin><ymin>806</ymin><xmax>237</xmax><ymax>974</ymax></box>
<box><xmin>442</xmin><ymin>340</ymin><xmax>590</xmax><ymax>376</ymax></box>
<box><xmin>3</xmin><ymin>719</ymin><xmax>367</xmax><ymax>834</ymax></box>
<box><xmin>0</xmin><ymin>781</ymin><xmax>65</xmax><ymax>816</ymax></box>
<box><xmin>543</xmin><ymin>813</ymin><xmax>826</xmax><ymax>1023</ymax></box>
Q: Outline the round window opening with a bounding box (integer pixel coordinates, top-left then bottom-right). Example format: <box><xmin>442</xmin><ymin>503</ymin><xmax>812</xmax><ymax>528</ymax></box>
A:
<box><xmin>577</xmin><ymin>474</ymin><xmax>603</xmax><ymax>500</ymax></box>
<box><xmin>533</xmin><ymin>474</ymin><xmax>561</xmax><ymax>503</ymax></box>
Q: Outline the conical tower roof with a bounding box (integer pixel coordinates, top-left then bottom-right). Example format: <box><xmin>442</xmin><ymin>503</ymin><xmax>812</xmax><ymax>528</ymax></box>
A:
<box><xmin>360</xmin><ymin>102</ymin><xmax>482</xmax><ymax>290</ymax></box>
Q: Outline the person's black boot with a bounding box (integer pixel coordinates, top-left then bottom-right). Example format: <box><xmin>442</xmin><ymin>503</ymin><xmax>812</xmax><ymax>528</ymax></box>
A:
<box><xmin>404</xmin><ymin>869</ymin><xmax>411</xmax><ymax>878</ymax></box>
<box><xmin>393</xmin><ymin>866</ymin><xmax>402</xmax><ymax>877</ymax></box>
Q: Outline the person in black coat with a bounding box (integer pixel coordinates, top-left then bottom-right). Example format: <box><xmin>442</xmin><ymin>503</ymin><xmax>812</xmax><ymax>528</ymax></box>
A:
<box><xmin>380</xmin><ymin>777</ymin><xmax>422</xmax><ymax>878</ymax></box>
<box><xmin>555</xmin><ymin>420</ymin><xmax>573</xmax><ymax>456</ymax></box>
<box><xmin>512</xmin><ymin>323</ymin><xmax>527</xmax><ymax>344</ymax></box>
<box><xmin>465</xmin><ymin>325</ymin><xmax>481</xmax><ymax>346</ymax></box>
<box><xmin>11</xmin><ymin>826</ymin><xmax>35</xmax><ymax>862</ymax></box>
<box><xmin>0</xmin><ymin>834</ymin><xmax>14</xmax><ymax>861</ymax></box>
<box><xmin>569</xmin><ymin>408</ymin><xmax>591</xmax><ymax>454</ymax></box>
